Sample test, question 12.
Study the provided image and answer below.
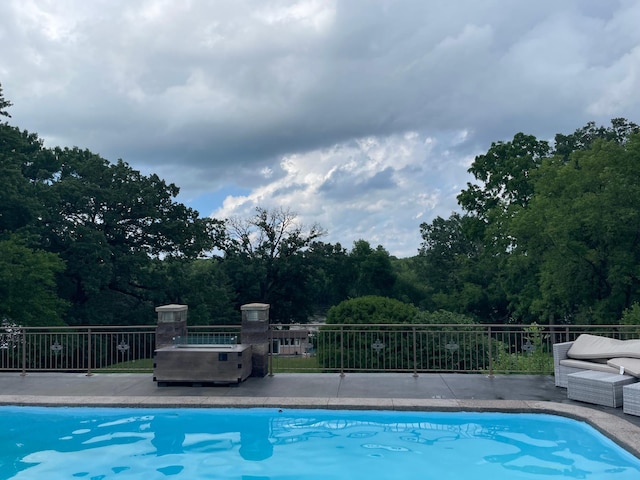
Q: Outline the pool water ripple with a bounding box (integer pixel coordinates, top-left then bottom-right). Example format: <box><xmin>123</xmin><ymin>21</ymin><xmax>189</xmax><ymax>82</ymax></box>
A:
<box><xmin>1</xmin><ymin>407</ymin><xmax>639</xmax><ymax>479</ymax></box>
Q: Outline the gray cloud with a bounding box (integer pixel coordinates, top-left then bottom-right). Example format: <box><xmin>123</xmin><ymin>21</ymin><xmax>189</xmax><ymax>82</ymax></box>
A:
<box><xmin>2</xmin><ymin>0</ymin><xmax>639</xmax><ymax>256</ymax></box>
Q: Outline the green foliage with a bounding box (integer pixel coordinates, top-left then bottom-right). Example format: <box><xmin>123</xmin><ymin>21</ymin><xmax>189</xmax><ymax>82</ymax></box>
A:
<box><xmin>221</xmin><ymin>207</ymin><xmax>326</xmax><ymax>323</ymax></box>
<box><xmin>618</xmin><ymin>303</ymin><xmax>640</xmax><ymax>339</ymax></box>
<box><xmin>0</xmin><ymin>88</ymin><xmax>222</xmax><ymax>325</ymax></box>
<box><xmin>318</xmin><ymin>296</ymin><xmax>416</xmax><ymax>370</ymax></box>
<box><xmin>318</xmin><ymin>302</ymin><xmax>493</xmax><ymax>373</ymax></box>
<box><xmin>554</xmin><ymin>118</ymin><xmax>639</xmax><ymax>160</ymax></box>
<box><xmin>0</xmin><ymin>236</ymin><xmax>67</xmax><ymax>326</ymax></box>
<box><xmin>417</xmin><ymin>119</ymin><xmax>640</xmax><ymax>326</ymax></box>
<box><xmin>621</xmin><ymin>303</ymin><xmax>640</xmax><ymax>325</ymax></box>
<box><xmin>491</xmin><ymin>323</ymin><xmax>553</xmax><ymax>374</ymax></box>
<box><xmin>458</xmin><ymin>132</ymin><xmax>551</xmax><ymax>218</ymax></box>
<box><xmin>325</xmin><ymin>296</ymin><xmax>417</xmax><ymax>325</ymax></box>
<box><xmin>414</xmin><ymin>310</ymin><xmax>487</xmax><ymax>371</ymax></box>
<box><xmin>0</xmin><ymin>83</ymin><xmax>11</xmax><ymax>118</ymax></box>
<box><xmin>418</xmin><ymin>213</ymin><xmax>508</xmax><ymax>321</ymax></box>
<box><xmin>319</xmin><ymin>299</ymin><xmax>492</xmax><ymax>373</ymax></box>
<box><xmin>304</xmin><ymin>241</ymin><xmax>352</xmax><ymax>314</ymax></box>
<box><xmin>151</xmin><ymin>258</ymin><xmax>238</xmax><ymax>325</ymax></box>
<box><xmin>43</xmin><ymin>150</ymin><xmax>219</xmax><ymax>325</ymax></box>
<box><xmin>347</xmin><ymin>240</ymin><xmax>397</xmax><ymax>298</ymax></box>
<box><xmin>0</xmin><ymin>124</ymin><xmax>51</xmax><ymax>236</ymax></box>
<box><xmin>415</xmin><ymin>310</ymin><xmax>475</xmax><ymax>324</ymax></box>
<box><xmin>510</xmin><ymin>133</ymin><xmax>640</xmax><ymax>323</ymax></box>
<box><xmin>389</xmin><ymin>256</ymin><xmax>432</xmax><ymax>308</ymax></box>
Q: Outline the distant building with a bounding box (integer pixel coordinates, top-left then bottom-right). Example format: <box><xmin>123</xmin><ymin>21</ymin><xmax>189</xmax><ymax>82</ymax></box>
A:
<box><xmin>270</xmin><ymin>329</ymin><xmax>312</xmax><ymax>356</ymax></box>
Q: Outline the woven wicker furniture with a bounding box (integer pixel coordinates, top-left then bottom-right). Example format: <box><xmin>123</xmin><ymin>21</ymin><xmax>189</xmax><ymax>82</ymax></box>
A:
<box><xmin>567</xmin><ymin>370</ymin><xmax>636</xmax><ymax>408</ymax></box>
<box><xmin>623</xmin><ymin>383</ymin><xmax>640</xmax><ymax>416</ymax></box>
<box><xmin>554</xmin><ymin>341</ymin><xmax>584</xmax><ymax>388</ymax></box>
<box><xmin>553</xmin><ymin>335</ymin><xmax>640</xmax><ymax>388</ymax></box>
<box><xmin>553</xmin><ymin>340</ymin><xmax>618</xmax><ymax>387</ymax></box>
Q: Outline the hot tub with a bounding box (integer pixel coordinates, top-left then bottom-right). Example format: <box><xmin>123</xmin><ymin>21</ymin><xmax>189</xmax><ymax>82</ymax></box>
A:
<box><xmin>153</xmin><ymin>344</ymin><xmax>252</xmax><ymax>386</ymax></box>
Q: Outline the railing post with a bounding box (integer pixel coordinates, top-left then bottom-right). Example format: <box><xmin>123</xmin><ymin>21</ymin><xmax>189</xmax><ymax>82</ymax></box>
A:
<box><xmin>487</xmin><ymin>325</ymin><xmax>494</xmax><ymax>378</ymax></box>
<box><xmin>86</xmin><ymin>328</ymin><xmax>93</xmax><ymax>376</ymax></box>
<box><xmin>268</xmin><ymin>326</ymin><xmax>274</xmax><ymax>377</ymax></box>
<box><xmin>412</xmin><ymin>326</ymin><xmax>418</xmax><ymax>378</ymax></box>
<box><xmin>340</xmin><ymin>325</ymin><xmax>345</xmax><ymax>378</ymax></box>
<box><xmin>20</xmin><ymin>328</ymin><xmax>27</xmax><ymax>376</ymax></box>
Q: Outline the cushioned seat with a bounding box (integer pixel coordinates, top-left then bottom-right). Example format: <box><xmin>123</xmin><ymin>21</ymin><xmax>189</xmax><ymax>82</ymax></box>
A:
<box><xmin>560</xmin><ymin>358</ymin><xmax>618</xmax><ymax>374</ymax></box>
<box><xmin>608</xmin><ymin>357</ymin><xmax>640</xmax><ymax>377</ymax></box>
<box><xmin>553</xmin><ymin>334</ymin><xmax>640</xmax><ymax>387</ymax></box>
<box><xmin>567</xmin><ymin>334</ymin><xmax>640</xmax><ymax>359</ymax></box>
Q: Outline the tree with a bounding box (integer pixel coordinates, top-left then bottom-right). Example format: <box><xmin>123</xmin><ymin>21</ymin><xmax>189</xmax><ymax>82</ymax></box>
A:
<box><xmin>1</xmin><ymin>85</ymin><xmax>244</xmax><ymax>326</ymax></box>
<box><xmin>221</xmin><ymin>207</ymin><xmax>326</xmax><ymax>323</ymax></box>
<box><xmin>347</xmin><ymin>240</ymin><xmax>396</xmax><ymax>298</ymax></box>
<box><xmin>0</xmin><ymin>124</ymin><xmax>54</xmax><ymax>236</ymax></box>
<box><xmin>37</xmin><ymin>148</ymin><xmax>220</xmax><ymax>324</ymax></box>
<box><xmin>389</xmin><ymin>256</ymin><xmax>431</xmax><ymax>308</ymax></box>
<box><xmin>457</xmin><ymin>133</ymin><xmax>551</xmax><ymax>220</ymax></box>
<box><xmin>0</xmin><ymin>83</ymin><xmax>11</xmax><ymax>118</ymax></box>
<box><xmin>415</xmin><ymin>119</ymin><xmax>640</xmax><ymax>326</ymax></box>
<box><xmin>149</xmin><ymin>257</ymin><xmax>238</xmax><ymax>325</ymax></box>
<box><xmin>437</xmin><ymin>133</ymin><xmax>552</xmax><ymax>323</ymax></box>
<box><xmin>418</xmin><ymin>213</ymin><xmax>476</xmax><ymax>301</ymax></box>
<box><xmin>510</xmin><ymin>132</ymin><xmax>640</xmax><ymax>323</ymax></box>
<box><xmin>0</xmin><ymin>236</ymin><xmax>67</xmax><ymax>326</ymax></box>
<box><xmin>417</xmin><ymin>213</ymin><xmax>507</xmax><ymax>321</ymax></box>
<box><xmin>554</xmin><ymin>118</ymin><xmax>639</xmax><ymax>161</ymax></box>
<box><xmin>303</xmin><ymin>241</ymin><xmax>352</xmax><ymax>315</ymax></box>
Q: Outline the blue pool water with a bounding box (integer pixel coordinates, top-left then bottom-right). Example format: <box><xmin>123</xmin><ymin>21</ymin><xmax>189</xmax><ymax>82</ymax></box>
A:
<box><xmin>1</xmin><ymin>407</ymin><xmax>639</xmax><ymax>479</ymax></box>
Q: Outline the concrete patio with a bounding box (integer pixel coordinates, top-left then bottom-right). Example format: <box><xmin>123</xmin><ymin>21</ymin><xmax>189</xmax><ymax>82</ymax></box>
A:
<box><xmin>2</xmin><ymin>372</ymin><xmax>640</xmax><ymax>457</ymax></box>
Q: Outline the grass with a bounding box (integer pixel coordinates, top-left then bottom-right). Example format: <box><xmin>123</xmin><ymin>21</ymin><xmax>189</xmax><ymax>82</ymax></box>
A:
<box><xmin>270</xmin><ymin>355</ymin><xmax>321</xmax><ymax>373</ymax></box>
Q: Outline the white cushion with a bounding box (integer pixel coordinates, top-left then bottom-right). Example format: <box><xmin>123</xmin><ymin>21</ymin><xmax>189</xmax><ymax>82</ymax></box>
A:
<box><xmin>567</xmin><ymin>334</ymin><xmax>640</xmax><ymax>360</ymax></box>
<box><xmin>607</xmin><ymin>358</ymin><xmax>640</xmax><ymax>377</ymax></box>
<box><xmin>560</xmin><ymin>358</ymin><xmax>619</xmax><ymax>374</ymax></box>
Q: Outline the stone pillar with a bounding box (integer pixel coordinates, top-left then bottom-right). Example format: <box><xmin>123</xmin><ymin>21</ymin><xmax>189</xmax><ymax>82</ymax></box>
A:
<box><xmin>241</xmin><ymin>303</ymin><xmax>270</xmax><ymax>377</ymax></box>
<box><xmin>155</xmin><ymin>304</ymin><xmax>188</xmax><ymax>349</ymax></box>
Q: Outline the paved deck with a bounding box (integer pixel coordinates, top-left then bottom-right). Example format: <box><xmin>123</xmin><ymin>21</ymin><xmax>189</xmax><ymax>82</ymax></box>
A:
<box><xmin>2</xmin><ymin>372</ymin><xmax>640</xmax><ymax>457</ymax></box>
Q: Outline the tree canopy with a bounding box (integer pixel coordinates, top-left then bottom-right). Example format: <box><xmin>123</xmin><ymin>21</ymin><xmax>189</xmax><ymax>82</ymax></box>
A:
<box><xmin>219</xmin><ymin>207</ymin><xmax>326</xmax><ymax>323</ymax></box>
<box><xmin>419</xmin><ymin>118</ymin><xmax>640</xmax><ymax>325</ymax></box>
<box><xmin>326</xmin><ymin>296</ymin><xmax>418</xmax><ymax>325</ymax></box>
<box><xmin>0</xmin><ymin>83</ymin><xmax>221</xmax><ymax>325</ymax></box>
<box><xmin>0</xmin><ymin>236</ymin><xmax>67</xmax><ymax>326</ymax></box>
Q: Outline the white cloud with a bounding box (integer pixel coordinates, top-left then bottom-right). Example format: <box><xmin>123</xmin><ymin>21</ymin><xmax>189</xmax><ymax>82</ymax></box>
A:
<box><xmin>213</xmin><ymin>130</ymin><xmax>470</xmax><ymax>257</ymax></box>
<box><xmin>587</xmin><ymin>44</ymin><xmax>640</xmax><ymax>117</ymax></box>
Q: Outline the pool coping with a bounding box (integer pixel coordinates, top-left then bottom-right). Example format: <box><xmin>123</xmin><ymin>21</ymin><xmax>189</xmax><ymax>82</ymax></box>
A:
<box><xmin>2</xmin><ymin>395</ymin><xmax>639</xmax><ymax>458</ymax></box>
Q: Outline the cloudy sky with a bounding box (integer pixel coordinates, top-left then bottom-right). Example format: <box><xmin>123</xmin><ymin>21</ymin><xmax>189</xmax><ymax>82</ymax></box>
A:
<box><xmin>2</xmin><ymin>0</ymin><xmax>640</xmax><ymax>257</ymax></box>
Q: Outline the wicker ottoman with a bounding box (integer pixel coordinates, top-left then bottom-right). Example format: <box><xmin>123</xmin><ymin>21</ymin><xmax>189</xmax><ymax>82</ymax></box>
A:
<box><xmin>567</xmin><ymin>370</ymin><xmax>636</xmax><ymax>408</ymax></box>
<box><xmin>623</xmin><ymin>383</ymin><xmax>640</xmax><ymax>416</ymax></box>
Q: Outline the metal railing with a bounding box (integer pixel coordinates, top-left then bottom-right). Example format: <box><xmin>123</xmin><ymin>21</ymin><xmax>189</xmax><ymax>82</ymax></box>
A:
<box><xmin>268</xmin><ymin>323</ymin><xmax>640</xmax><ymax>375</ymax></box>
<box><xmin>0</xmin><ymin>325</ymin><xmax>240</xmax><ymax>375</ymax></box>
<box><xmin>1</xmin><ymin>323</ymin><xmax>638</xmax><ymax>376</ymax></box>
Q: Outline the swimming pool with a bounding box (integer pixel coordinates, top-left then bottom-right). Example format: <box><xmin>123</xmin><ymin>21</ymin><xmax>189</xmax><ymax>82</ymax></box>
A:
<box><xmin>2</xmin><ymin>406</ymin><xmax>639</xmax><ymax>479</ymax></box>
